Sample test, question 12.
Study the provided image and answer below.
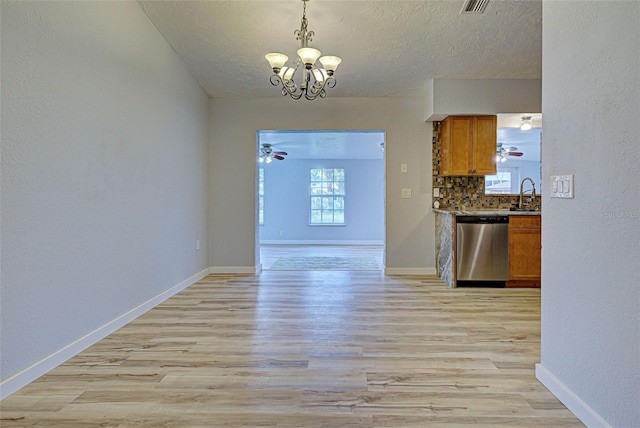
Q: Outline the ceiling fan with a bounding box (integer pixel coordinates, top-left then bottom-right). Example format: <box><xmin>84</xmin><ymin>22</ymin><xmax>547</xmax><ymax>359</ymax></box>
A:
<box><xmin>496</xmin><ymin>143</ymin><xmax>523</xmax><ymax>162</ymax></box>
<box><xmin>258</xmin><ymin>143</ymin><xmax>288</xmax><ymax>163</ymax></box>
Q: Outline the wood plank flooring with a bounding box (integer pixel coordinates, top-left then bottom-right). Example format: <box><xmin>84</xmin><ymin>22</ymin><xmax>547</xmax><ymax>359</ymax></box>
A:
<box><xmin>1</xmin><ymin>271</ymin><xmax>584</xmax><ymax>427</ymax></box>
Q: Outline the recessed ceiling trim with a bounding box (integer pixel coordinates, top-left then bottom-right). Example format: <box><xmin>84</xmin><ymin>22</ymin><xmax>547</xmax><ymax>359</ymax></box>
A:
<box><xmin>460</xmin><ymin>0</ymin><xmax>490</xmax><ymax>14</ymax></box>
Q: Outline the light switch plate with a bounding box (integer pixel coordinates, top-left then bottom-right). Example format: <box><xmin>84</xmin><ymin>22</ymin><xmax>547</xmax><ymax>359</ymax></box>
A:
<box><xmin>401</xmin><ymin>188</ymin><xmax>412</xmax><ymax>198</ymax></box>
<box><xmin>550</xmin><ymin>174</ymin><xmax>574</xmax><ymax>198</ymax></box>
<box><xmin>433</xmin><ymin>188</ymin><xmax>440</xmax><ymax>197</ymax></box>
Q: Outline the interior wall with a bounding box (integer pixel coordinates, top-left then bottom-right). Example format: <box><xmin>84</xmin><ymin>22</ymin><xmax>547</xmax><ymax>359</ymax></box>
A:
<box><xmin>209</xmin><ymin>97</ymin><xmax>433</xmax><ymax>273</ymax></box>
<box><xmin>1</xmin><ymin>1</ymin><xmax>209</xmax><ymax>382</ymax></box>
<box><xmin>260</xmin><ymin>158</ymin><xmax>384</xmax><ymax>243</ymax></box>
<box><xmin>425</xmin><ymin>79</ymin><xmax>542</xmax><ymax>121</ymax></box>
<box><xmin>539</xmin><ymin>1</ymin><xmax>640</xmax><ymax>426</ymax></box>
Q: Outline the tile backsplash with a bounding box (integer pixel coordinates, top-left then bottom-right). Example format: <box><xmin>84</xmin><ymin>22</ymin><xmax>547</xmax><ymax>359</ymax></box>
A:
<box><xmin>432</xmin><ymin>121</ymin><xmax>541</xmax><ymax>211</ymax></box>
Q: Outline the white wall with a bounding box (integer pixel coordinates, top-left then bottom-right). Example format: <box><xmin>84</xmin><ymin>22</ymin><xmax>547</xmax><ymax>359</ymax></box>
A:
<box><xmin>209</xmin><ymin>97</ymin><xmax>433</xmax><ymax>274</ymax></box>
<box><xmin>425</xmin><ymin>79</ymin><xmax>542</xmax><ymax>121</ymax></box>
<box><xmin>1</xmin><ymin>1</ymin><xmax>209</xmax><ymax>391</ymax></box>
<box><xmin>538</xmin><ymin>1</ymin><xmax>640</xmax><ymax>427</ymax></box>
<box><xmin>260</xmin><ymin>159</ymin><xmax>384</xmax><ymax>243</ymax></box>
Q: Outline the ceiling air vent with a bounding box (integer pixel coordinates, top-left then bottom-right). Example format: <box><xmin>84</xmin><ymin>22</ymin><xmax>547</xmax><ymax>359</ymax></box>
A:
<box><xmin>460</xmin><ymin>0</ymin><xmax>490</xmax><ymax>14</ymax></box>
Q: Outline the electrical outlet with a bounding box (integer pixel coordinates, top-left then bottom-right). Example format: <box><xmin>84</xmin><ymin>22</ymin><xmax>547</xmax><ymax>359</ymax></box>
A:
<box><xmin>401</xmin><ymin>163</ymin><xmax>408</xmax><ymax>173</ymax></box>
<box><xmin>279</xmin><ymin>230</ymin><xmax>285</xmax><ymax>237</ymax></box>
<box><xmin>433</xmin><ymin>188</ymin><xmax>440</xmax><ymax>198</ymax></box>
<box><xmin>401</xmin><ymin>188</ymin><xmax>412</xmax><ymax>198</ymax></box>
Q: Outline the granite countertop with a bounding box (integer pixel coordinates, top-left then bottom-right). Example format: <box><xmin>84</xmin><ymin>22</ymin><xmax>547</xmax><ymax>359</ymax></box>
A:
<box><xmin>433</xmin><ymin>208</ymin><xmax>541</xmax><ymax>216</ymax></box>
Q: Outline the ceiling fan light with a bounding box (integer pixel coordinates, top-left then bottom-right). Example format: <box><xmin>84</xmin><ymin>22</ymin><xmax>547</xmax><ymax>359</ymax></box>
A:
<box><xmin>520</xmin><ymin>116</ymin><xmax>533</xmax><ymax>131</ymax></box>
<box><xmin>265</xmin><ymin>53</ymin><xmax>289</xmax><ymax>71</ymax></box>
<box><xmin>319</xmin><ymin>55</ymin><xmax>341</xmax><ymax>74</ymax></box>
<box><xmin>265</xmin><ymin>156</ymin><xmax>272</xmax><ymax>164</ymax></box>
<box><xmin>297</xmin><ymin>47</ymin><xmax>321</xmax><ymax>67</ymax></box>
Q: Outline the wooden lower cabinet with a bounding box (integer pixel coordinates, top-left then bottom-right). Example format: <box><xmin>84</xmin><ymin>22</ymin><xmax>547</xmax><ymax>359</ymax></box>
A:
<box><xmin>507</xmin><ymin>215</ymin><xmax>541</xmax><ymax>288</ymax></box>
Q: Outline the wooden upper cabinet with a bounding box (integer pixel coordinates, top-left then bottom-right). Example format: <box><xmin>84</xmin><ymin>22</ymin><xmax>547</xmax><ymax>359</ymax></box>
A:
<box><xmin>472</xmin><ymin>116</ymin><xmax>498</xmax><ymax>175</ymax></box>
<box><xmin>439</xmin><ymin>115</ymin><xmax>497</xmax><ymax>176</ymax></box>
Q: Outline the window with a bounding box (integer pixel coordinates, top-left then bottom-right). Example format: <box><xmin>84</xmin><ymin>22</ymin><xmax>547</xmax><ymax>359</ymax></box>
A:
<box><xmin>485</xmin><ymin>171</ymin><xmax>514</xmax><ymax>194</ymax></box>
<box><xmin>310</xmin><ymin>168</ymin><xmax>345</xmax><ymax>225</ymax></box>
<box><xmin>259</xmin><ymin>167</ymin><xmax>264</xmax><ymax>225</ymax></box>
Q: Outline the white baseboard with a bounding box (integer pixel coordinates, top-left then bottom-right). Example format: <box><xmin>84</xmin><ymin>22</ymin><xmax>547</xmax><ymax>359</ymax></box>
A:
<box><xmin>384</xmin><ymin>267</ymin><xmax>437</xmax><ymax>275</ymax></box>
<box><xmin>535</xmin><ymin>363</ymin><xmax>612</xmax><ymax>428</ymax></box>
<box><xmin>208</xmin><ymin>266</ymin><xmax>260</xmax><ymax>274</ymax></box>
<box><xmin>260</xmin><ymin>240</ymin><xmax>384</xmax><ymax>245</ymax></box>
<box><xmin>0</xmin><ymin>267</ymin><xmax>210</xmax><ymax>400</ymax></box>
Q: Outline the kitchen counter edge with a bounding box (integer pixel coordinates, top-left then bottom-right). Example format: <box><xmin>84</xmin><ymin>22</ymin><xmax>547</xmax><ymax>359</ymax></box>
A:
<box><xmin>433</xmin><ymin>209</ymin><xmax>541</xmax><ymax>216</ymax></box>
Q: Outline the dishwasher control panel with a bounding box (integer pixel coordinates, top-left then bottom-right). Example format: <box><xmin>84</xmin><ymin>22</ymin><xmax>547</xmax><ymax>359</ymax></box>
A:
<box><xmin>456</xmin><ymin>215</ymin><xmax>509</xmax><ymax>224</ymax></box>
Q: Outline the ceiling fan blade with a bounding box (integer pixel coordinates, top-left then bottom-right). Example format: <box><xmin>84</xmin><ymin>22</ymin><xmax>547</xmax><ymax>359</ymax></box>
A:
<box><xmin>273</xmin><ymin>151</ymin><xmax>288</xmax><ymax>156</ymax></box>
<box><xmin>507</xmin><ymin>152</ymin><xmax>524</xmax><ymax>156</ymax></box>
<box><xmin>505</xmin><ymin>146</ymin><xmax>519</xmax><ymax>151</ymax></box>
<box><xmin>273</xmin><ymin>155</ymin><xmax>285</xmax><ymax>160</ymax></box>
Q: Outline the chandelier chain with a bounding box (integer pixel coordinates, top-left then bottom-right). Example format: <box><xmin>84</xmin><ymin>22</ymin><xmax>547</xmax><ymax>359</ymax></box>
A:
<box><xmin>294</xmin><ymin>0</ymin><xmax>314</xmax><ymax>47</ymax></box>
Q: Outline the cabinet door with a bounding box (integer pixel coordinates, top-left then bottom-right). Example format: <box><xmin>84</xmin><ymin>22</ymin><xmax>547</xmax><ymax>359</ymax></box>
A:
<box><xmin>508</xmin><ymin>228</ymin><xmax>541</xmax><ymax>280</ymax></box>
<box><xmin>441</xmin><ymin>116</ymin><xmax>473</xmax><ymax>176</ymax></box>
<box><xmin>473</xmin><ymin>116</ymin><xmax>497</xmax><ymax>175</ymax></box>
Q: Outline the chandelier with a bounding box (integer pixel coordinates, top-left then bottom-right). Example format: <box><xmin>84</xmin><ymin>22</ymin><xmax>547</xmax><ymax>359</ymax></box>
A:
<box><xmin>265</xmin><ymin>0</ymin><xmax>342</xmax><ymax>100</ymax></box>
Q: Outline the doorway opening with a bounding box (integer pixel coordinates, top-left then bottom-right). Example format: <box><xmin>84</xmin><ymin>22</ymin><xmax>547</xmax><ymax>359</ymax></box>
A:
<box><xmin>256</xmin><ymin>130</ymin><xmax>386</xmax><ymax>271</ymax></box>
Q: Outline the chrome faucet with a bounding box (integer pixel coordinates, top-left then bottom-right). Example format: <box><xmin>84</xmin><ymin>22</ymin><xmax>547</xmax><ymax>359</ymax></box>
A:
<box><xmin>519</xmin><ymin>177</ymin><xmax>537</xmax><ymax>210</ymax></box>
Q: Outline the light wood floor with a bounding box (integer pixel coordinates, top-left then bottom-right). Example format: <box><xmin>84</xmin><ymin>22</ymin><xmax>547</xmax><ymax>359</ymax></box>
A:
<box><xmin>1</xmin><ymin>271</ymin><xmax>583</xmax><ymax>427</ymax></box>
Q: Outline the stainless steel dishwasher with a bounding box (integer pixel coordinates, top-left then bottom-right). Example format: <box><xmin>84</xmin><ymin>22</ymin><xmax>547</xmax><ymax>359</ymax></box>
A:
<box><xmin>456</xmin><ymin>215</ymin><xmax>509</xmax><ymax>286</ymax></box>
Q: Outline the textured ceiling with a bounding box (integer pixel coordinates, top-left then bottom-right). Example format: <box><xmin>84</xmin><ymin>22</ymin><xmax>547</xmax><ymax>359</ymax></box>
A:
<box><xmin>139</xmin><ymin>1</ymin><xmax>542</xmax><ymax>160</ymax></box>
<box><xmin>139</xmin><ymin>0</ymin><xmax>542</xmax><ymax>98</ymax></box>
